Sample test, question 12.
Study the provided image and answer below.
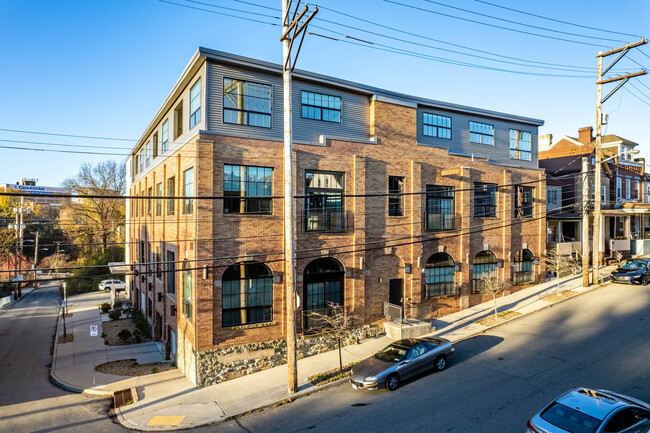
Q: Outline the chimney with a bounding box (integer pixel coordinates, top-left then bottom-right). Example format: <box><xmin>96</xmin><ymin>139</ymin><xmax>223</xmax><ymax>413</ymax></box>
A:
<box><xmin>538</xmin><ymin>134</ymin><xmax>553</xmax><ymax>151</ymax></box>
<box><xmin>578</xmin><ymin>126</ymin><xmax>593</xmax><ymax>145</ymax></box>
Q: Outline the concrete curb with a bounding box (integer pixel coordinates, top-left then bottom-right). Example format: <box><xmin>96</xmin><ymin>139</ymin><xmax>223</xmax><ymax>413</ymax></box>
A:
<box><xmin>49</xmin><ymin>304</ymin><xmax>86</xmax><ymax>394</ymax></box>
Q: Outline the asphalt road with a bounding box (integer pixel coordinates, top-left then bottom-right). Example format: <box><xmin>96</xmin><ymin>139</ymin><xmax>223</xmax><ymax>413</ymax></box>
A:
<box><xmin>0</xmin><ymin>282</ymin><xmax>125</xmax><ymax>433</ymax></box>
<box><xmin>199</xmin><ymin>282</ymin><xmax>650</xmax><ymax>433</ymax></box>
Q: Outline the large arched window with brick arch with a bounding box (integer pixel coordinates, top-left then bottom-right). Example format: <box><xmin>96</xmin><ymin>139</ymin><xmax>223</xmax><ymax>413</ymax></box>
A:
<box><xmin>472</xmin><ymin>250</ymin><xmax>498</xmax><ymax>293</ymax></box>
<box><xmin>222</xmin><ymin>262</ymin><xmax>273</xmax><ymax>327</ymax></box>
<box><xmin>424</xmin><ymin>252</ymin><xmax>457</xmax><ymax>298</ymax></box>
<box><xmin>303</xmin><ymin>258</ymin><xmax>344</xmax><ymax>330</ymax></box>
<box><xmin>513</xmin><ymin>249</ymin><xmax>535</xmax><ymax>285</ymax></box>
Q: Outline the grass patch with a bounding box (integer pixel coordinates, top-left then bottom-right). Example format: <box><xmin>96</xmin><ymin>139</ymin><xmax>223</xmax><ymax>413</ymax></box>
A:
<box><xmin>541</xmin><ymin>290</ymin><xmax>578</xmax><ymax>303</ymax></box>
<box><xmin>307</xmin><ymin>361</ymin><xmax>360</xmax><ymax>387</ymax></box>
<box><xmin>475</xmin><ymin>310</ymin><xmax>522</xmax><ymax>327</ymax></box>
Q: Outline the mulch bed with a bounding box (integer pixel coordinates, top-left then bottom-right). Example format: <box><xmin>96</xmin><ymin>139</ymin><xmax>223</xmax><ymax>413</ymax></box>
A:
<box><xmin>541</xmin><ymin>290</ymin><xmax>578</xmax><ymax>302</ymax></box>
<box><xmin>58</xmin><ymin>334</ymin><xmax>74</xmax><ymax>344</ymax></box>
<box><xmin>307</xmin><ymin>361</ymin><xmax>359</xmax><ymax>387</ymax></box>
<box><xmin>476</xmin><ymin>310</ymin><xmax>522</xmax><ymax>327</ymax></box>
<box><xmin>95</xmin><ymin>359</ymin><xmax>175</xmax><ymax>376</ymax></box>
<box><xmin>102</xmin><ymin>318</ymin><xmax>151</xmax><ymax>346</ymax></box>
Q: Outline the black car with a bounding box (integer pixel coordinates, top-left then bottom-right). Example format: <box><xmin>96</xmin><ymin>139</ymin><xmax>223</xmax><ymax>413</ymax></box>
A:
<box><xmin>610</xmin><ymin>259</ymin><xmax>650</xmax><ymax>285</ymax></box>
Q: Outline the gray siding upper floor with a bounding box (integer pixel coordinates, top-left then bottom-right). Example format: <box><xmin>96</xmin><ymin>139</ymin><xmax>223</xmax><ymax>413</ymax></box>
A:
<box><xmin>206</xmin><ymin>61</ymin><xmax>371</xmax><ymax>144</ymax></box>
<box><xmin>416</xmin><ymin>106</ymin><xmax>539</xmax><ymax>169</ymax></box>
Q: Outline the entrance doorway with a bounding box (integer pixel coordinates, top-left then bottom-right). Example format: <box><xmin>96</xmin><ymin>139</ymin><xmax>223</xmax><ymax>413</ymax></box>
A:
<box><xmin>389</xmin><ymin>279</ymin><xmax>403</xmax><ymax>307</ymax></box>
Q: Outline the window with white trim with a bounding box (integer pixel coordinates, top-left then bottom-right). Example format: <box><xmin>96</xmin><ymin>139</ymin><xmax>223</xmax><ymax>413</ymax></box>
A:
<box><xmin>190</xmin><ymin>79</ymin><xmax>201</xmax><ymax>129</ymax></box>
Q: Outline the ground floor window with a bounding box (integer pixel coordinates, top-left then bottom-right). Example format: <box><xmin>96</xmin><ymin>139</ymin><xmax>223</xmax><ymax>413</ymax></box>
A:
<box><xmin>473</xmin><ymin>250</ymin><xmax>498</xmax><ymax>293</ymax></box>
<box><xmin>513</xmin><ymin>249</ymin><xmax>535</xmax><ymax>284</ymax></box>
<box><xmin>222</xmin><ymin>262</ymin><xmax>273</xmax><ymax>327</ymax></box>
<box><xmin>303</xmin><ymin>258</ymin><xmax>344</xmax><ymax>330</ymax></box>
<box><xmin>424</xmin><ymin>252</ymin><xmax>456</xmax><ymax>297</ymax></box>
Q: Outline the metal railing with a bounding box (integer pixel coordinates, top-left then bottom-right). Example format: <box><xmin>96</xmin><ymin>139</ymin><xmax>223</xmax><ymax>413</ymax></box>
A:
<box><xmin>302</xmin><ymin>210</ymin><xmax>353</xmax><ymax>233</ymax></box>
<box><xmin>383</xmin><ymin>302</ymin><xmax>403</xmax><ymax>324</ymax></box>
<box><xmin>424</xmin><ymin>213</ymin><xmax>458</xmax><ymax>231</ymax></box>
<box><xmin>424</xmin><ymin>281</ymin><xmax>458</xmax><ymax>298</ymax></box>
<box><xmin>512</xmin><ymin>270</ymin><xmax>536</xmax><ymax>285</ymax></box>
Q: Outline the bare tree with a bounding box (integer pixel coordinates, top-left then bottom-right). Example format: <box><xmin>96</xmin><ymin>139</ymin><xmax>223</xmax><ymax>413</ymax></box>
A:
<box><xmin>477</xmin><ymin>275</ymin><xmax>509</xmax><ymax>319</ymax></box>
<box><xmin>613</xmin><ymin>250</ymin><xmax>623</xmax><ymax>264</ymax></box>
<box><xmin>61</xmin><ymin>161</ymin><xmax>126</xmax><ymax>253</ymax></box>
<box><xmin>546</xmin><ymin>248</ymin><xmax>578</xmax><ymax>294</ymax></box>
<box><xmin>305</xmin><ymin>303</ymin><xmax>359</xmax><ymax>373</ymax></box>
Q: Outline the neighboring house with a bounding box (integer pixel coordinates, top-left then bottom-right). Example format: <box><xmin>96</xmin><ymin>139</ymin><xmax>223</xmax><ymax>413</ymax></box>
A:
<box><xmin>126</xmin><ymin>48</ymin><xmax>546</xmax><ymax>387</ymax></box>
<box><xmin>540</xmin><ymin>127</ymin><xmax>648</xmax><ymax>259</ymax></box>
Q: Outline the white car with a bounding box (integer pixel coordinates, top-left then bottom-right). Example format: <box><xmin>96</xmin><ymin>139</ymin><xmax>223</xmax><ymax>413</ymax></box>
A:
<box><xmin>99</xmin><ymin>280</ymin><xmax>126</xmax><ymax>293</ymax></box>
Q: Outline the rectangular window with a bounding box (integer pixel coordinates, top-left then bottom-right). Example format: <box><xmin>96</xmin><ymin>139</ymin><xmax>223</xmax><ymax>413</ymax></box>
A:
<box><xmin>602</xmin><ymin>185</ymin><xmax>607</xmax><ymax>203</ymax></box>
<box><xmin>145</xmin><ymin>141</ymin><xmax>151</xmax><ymax>167</ymax></box>
<box><xmin>616</xmin><ymin>176</ymin><xmax>622</xmax><ymax>198</ymax></box>
<box><xmin>626</xmin><ymin>178</ymin><xmax>631</xmax><ymax>199</ymax></box>
<box><xmin>167</xmin><ymin>251</ymin><xmax>176</xmax><ymax>295</ymax></box>
<box><xmin>474</xmin><ymin>182</ymin><xmax>497</xmax><ymax>217</ymax></box>
<box><xmin>182</xmin><ymin>266</ymin><xmax>192</xmax><ymax>321</ymax></box>
<box><xmin>509</xmin><ymin>129</ymin><xmax>532</xmax><ymax>161</ymax></box>
<box><xmin>134</xmin><ymin>155</ymin><xmax>139</xmax><ymax>175</ymax></box>
<box><xmin>469</xmin><ymin>121</ymin><xmax>494</xmax><ymax>145</ymax></box>
<box><xmin>167</xmin><ymin>177</ymin><xmax>175</xmax><ymax>215</ymax></box>
<box><xmin>155</xmin><ymin>246</ymin><xmax>162</xmax><ymax>279</ymax></box>
<box><xmin>301</xmin><ymin>90</ymin><xmax>341</xmax><ymax>123</ymax></box>
<box><xmin>183</xmin><ymin>168</ymin><xmax>194</xmax><ymax>215</ymax></box>
<box><xmin>155</xmin><ymin>182</ymin><xmax>162</xmax><ymax>216</ymax></box>
<box><xmin>388</xmin><ymin>176</ymin><xmax>405</xmax><ymax>217</ymax></box>
<box><xmin>515</xmin><ymin>185</ymin><xmax>534</xmax><ymax>218</ymax></box>
<box><xmin>224</xmin><ymin>164</ymin><xmax>273</xmax><ymax>214</ymax></box>
<box><xmin>140</xmin><ymin>191</ymin><xmax>145</xmax><ymax>217</ymax></box>
<box><xmin>223</xmin><ymin>78</ymin><xmax>272</xmax><ymax>128</ymax></box>
<box><xmin>190</xmin><ymin>79</ymin><xmax>201</xmax><ymax>129</ymax></box>
<box><xmin>222</xmin><ymin>276</ymin><xmax>273</xmax><ymax>327</ymax></box>
<box><xmin>422</xmin><ymin>113</ymin><xmax>451</xmax><ymax>139</ymax></box>
<box><xmin>139</xmin><ymin>150</ymin><xmax>144</xmax><ymax>173</ymax></box>
<box><xmin>635</xmin><ymin>179</ymin><xmax>640</xmax><ymax>200</ymax></box>
<box><xmin>162</xmin><ymin>120</ymin><xmax>169</xmax><ymax>153</ymax></box>
<box><xmin>547</xmin><ymin>189</ymin><xmax>558</xmax><ymax>205</ymax></box>
<box><xmin>305</xmin><ymin>171</ymin><xmax>345</xmax><ymax>232</ymax></box>
<box><xmin>153</xmin><ymin>133</ymin><xmax>159</xmax><ymax>158</ymax></box>
<box><xmin>174</xmin><ymin>102</ymin><xmax>183</xmax><ymax>139</ymax></box>
<box><xmin>426</xmin><ymin>185</ymin><xmax>454</xmax><ymax>230</ymax></box>
<box><xmin>147</xmin><ymin>187</ymin><xmax>152</xmax><ymax>215</ymax></box>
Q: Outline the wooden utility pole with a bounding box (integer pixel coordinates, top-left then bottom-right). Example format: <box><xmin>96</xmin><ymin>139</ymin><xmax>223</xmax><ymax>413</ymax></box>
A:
<box><xmin>582</xmin><ymin>157</ymin><xmax>590</xmax><ymax>287</ymax></box>
<box><xmin>593</xmin><ymin>39</ymin><xmax>647</xmax><ymax>285</ymax></box>
<box><xmin>281</xmin><ymin>0</ymin><xmax>317</xmax><ymax>393</ymax></box>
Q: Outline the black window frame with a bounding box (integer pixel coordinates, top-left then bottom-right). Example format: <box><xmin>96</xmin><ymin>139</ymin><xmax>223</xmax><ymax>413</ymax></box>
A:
<box><xmin>469</xmin><ymin>121</ymin><xmax>494</xmax><ymax>145</ymax></box>
<box><xmin>426</xmin><ymin>185</ymin><xmax>455</xmax><ymax>230</ymax></box>
<box><xmin>474</xmin><ymin>182</ymin><xmax>497</xmax><ymax>218</ymax></box>
<box><xmin>304</xmin><ymin>171</ymin><xmax>345</xmax><ymax>232</ymax></box>
<box><xmin>222</xmin><ymin>262</ymin><xmax>273</xmax><ymax>327</ymax></box>
<box><xmin>301</xmin><ymin>90</ymin><xmax>341</xmax><ymax>123</ymax></box>
<box><xmin>223</xmin><ymin>78</ymin><xmax>272</xmax><ymax>129</ymax></box>
<box><xmin>515</xmin><ymin>185</ymin><xmax>534</xmax><ymax>218</ymax></box>
<box><xmin>223</xmin><ymin>164</ymin><xmax>273</xmax><ymax>215</ymax></box>
<box><xmin>509</xmin><ymin>129</ymin><xmax>532</xmax><ymax>161</ymax></box>
<box><xmin>388</xmin><ymin>176</ymin><xmax>405</xmax><ymax>217</ymax></box>
<box><xmin>422</xmin><ymin>113</ymin><xmax>451</xmax><ymax>139</ymax></box>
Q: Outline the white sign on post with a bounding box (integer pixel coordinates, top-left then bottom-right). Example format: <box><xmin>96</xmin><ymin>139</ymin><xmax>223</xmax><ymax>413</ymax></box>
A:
<box><xmin>61</xmin><ymin>300</ymin><xmax>67</xmax><ymax>308</ymax></box>
<box><xmin>90</xmin><ymin>325</ymin><xmax>98</xmax><ymax>337</ymax></box>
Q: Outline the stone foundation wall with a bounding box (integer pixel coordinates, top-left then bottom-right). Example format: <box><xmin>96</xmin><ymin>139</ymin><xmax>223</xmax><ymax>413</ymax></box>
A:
<box><xmin>196</xmin><ymin>326</ymin><xmax>384</xmax><ymax>387</ymax></box>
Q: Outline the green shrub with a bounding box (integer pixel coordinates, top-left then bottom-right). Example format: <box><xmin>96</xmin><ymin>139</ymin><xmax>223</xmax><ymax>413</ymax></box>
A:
<box><xmin>152</xmin><ymin>367</ymin><xmax>159</xmax><ymax>374</ymax></box>
<box><xmin>118</xmin><ymin>329</ymin><xmax>132</xmax><ymax>343</ymax></box>
<box><xmin>65</xmin><ymin>247</ymin><xmax>125</xmax><ymax>295</ymax></box>
<box><xmin>113</xmin><ymin>300</ymin><xmax>123</xmax><ymax>310</ymax></box>
<box><xmin>108</xmin><ymin>309</ymin><xmax>121</xmax><ymax>320</ymax></box>
<box><xmin>101</xmin><ymin>332</ymin><xmax>106</xmax><ymax>338</ymax></box>
<box><xmin>100</xmin><ymin>303</ymin><xmax>111</xmax><ymax>314</ymax></box>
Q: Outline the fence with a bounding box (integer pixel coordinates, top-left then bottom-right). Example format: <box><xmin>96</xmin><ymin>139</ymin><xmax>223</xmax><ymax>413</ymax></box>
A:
<box><xmin>301</xmin><ymin>210</ymin><xmax>353</xmax><ymax>233</ymax></box>
<box><xmin>383</xmin><ymin>302</ymin><xmax>403</xmax><ymax>324</ymax></box>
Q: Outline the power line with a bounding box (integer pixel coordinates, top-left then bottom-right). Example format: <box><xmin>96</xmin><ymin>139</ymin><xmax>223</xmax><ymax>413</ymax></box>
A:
<box><xmin>180</xmin><ymin>0</ymin><xmax>280</xmax><ymax>19</ymax></box>
<box><xmin>0</xmin><ymin>128</ymin><xmax>136</xmax><ymax>142</ymax></box>
<box><xmin>0</xmin><ymin>138</ymin><xmax>132</xmax><ymax>150</ymax></box>
<box><xmin>625</xmin><ymin>87</ymin><xmax>650</xmax><ymax>107</ymax></box>
<box><xmin>156</xmin><ymin>0</ymin><xmax>279</xmax><ymax>27</ymax></box>
<box><xmin>473</xmin><ymin>0</ymin><xmax>642</xmax><ymax>39</ymax></box>
<box><xmin>0</xmin><ymin>145</ymin><xmax>125</xmax><ymax>156</ymax></box>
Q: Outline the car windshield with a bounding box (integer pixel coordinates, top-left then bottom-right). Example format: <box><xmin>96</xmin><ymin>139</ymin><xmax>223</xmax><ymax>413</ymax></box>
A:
<box><xmin>541</xmin><ymin>402</ymin><xmax>601</xmax><ymax>433</ymax></box>
<box><xmin>374</xmin><ymin>344</ymin><xmax>409</xmax><ymax>363</ymax></box>
<box><xmin>619</xmin><ymin>260</ymin><xmax>646</xmax><ymax>270</ymax></box>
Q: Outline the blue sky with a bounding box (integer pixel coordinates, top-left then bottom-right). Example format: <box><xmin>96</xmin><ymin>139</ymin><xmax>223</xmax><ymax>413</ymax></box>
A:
<box><xmin>1</xmin><ymin>0</ymin><xmax>649</xmax><ymax>187</ymax></box>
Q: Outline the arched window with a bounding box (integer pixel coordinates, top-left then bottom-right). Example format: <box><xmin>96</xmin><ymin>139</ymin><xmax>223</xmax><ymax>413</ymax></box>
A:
<box><xmin>222</xmin><ymin>262</ymin><xmax>273</xmax><ymax>327</ymax></box>
<box><xmin>424</xmin><ymin>253</ymin><xmax>456</xmax><ymax>297</ymax></box>
<box><xmin>473</xmin><ymin>250</ymin><xmax>498</xmax><ymax>293</ymax></box>
<box><xmin>513</xmin><ymin>249</ymin><xmax>535</xmax><ymax>284</ymax></box>
<box><xmin>182</xmin><ymin>260</ymin><xmax>193</xmax><ymax>320</ymax></box>
<box><xmin>303</xmin><ymin>258</ymin><xmax>344</xmax><ymax>330</ymax></box>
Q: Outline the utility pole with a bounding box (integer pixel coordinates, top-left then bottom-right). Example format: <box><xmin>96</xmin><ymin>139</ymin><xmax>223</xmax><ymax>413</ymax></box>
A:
<box><xmin>281</xmin><ymin>0</ymin><xmax>317</xmax><ymax>393</ymax></box>
<box><xmin>582</xmin><ymin>157</ymin><xmax>590</xmax><ymax>287</ymax></box>
<box><xmin>593</xmin><ymin>39</ymin><xmax>647</xmax><ymax>285</ymax></box>
<box><xmin>33</xmin><ymin>231</ymin><xmax>39</xmax><ymax>284</ymax></box>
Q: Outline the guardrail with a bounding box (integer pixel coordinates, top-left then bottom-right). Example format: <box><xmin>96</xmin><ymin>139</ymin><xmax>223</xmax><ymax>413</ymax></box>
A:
<box><xmin>383</xmin><ymin>302</ymin><xmax>403</xmax><ymax>324</ymax></box>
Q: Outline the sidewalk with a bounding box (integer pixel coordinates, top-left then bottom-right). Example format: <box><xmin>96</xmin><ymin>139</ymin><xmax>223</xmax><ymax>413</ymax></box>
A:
<box><xmin>50</xmin><ymin>268</ymin><xmax>614</xmax><ymax>431</ymax></box>
<box><xmin>0</xmin><ymin>284</ymin><xmax>37</xmax><ymax>310</ymax></box>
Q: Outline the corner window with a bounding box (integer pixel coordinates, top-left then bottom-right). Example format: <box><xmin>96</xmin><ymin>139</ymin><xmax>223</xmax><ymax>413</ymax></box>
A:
<box><xmin>423</xmin><ymin>113</ymin><xmax>451</xmax><ymax>139</ymax></box>
<box><xmin>224</xmin><ymin>164</ymin><xmax>272</xmax><ymax>214</ymax></box>
<box><xmin>183</xmin><ymin>168</ymin><xmax>194</xmax><ymax>215</ymax></box>
<box><xmin>182</xmin><ymin>260</ymin><xmax>192</xmax><ymax>321</ymax></box>
<box><xmin>388</xmin><ymin>176</ymin><xmax>404</xmax><ymax>217</ymax></box>
<box><xmin>223</xmin><ymin>78</ymin><xmax>271</xmax><ymax>128</ymax></box>
<box><xmin>515</xmin><ymin>185</ymin><xmax>534</xmax><ymax>218</ymax></box>
<box><xmin>470</xmin><ymin>121</ymin><xmax>494</xmax><ymax>145</ymax></box>
<box><xmin>222</xmin><ymin>262</ymin><xmax>273</xmax><ymax>327</ymax></box>
<box><xmin>174</xmin><ymin>102</ymin><xmax>183</xmax><ymax>139</ymax></box>
<box><xmin>301</xmin><ymin>91</ymin><xmax>341</xmax><ymax>123</ymax></box>
<box><xmin>510</xmin><ymin>130</ymin><xmax>532</xmax><ymax>161</ymax></box>
<box><xmin>474</xmin><ymin>182</ymin><xmax>497</xmax><ymax>217</ymax></box>
<box><xmin>162</xmin><ymin>120</ymin><xmax>169</xmax><ymax>153</ymax></box>
<box><xmin>167</xmin><ymin>176</ymin><xmax>175</xmax><ymax>215</ymax></box>
<box><xmin>190</xmin><ymin>79</ymin><xmax>201</xmax><ymax>129</ymax></box>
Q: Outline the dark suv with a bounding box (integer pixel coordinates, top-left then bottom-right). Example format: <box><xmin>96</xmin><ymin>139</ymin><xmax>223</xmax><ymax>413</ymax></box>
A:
<box><xmin>610</xmin><ymin>259</ymin><xmax>650</xmax><ymax>285</ymax></box>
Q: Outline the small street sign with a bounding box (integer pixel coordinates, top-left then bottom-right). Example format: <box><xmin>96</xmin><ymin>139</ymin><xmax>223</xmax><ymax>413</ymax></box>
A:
<box><xmin>61</xmin><ymin>300</ymin><xmax>67</xmax><ymax>308</ymax></box>
<box><xmin>90</xmin><ymin>325</ymin><xmax>98</xmax><ymax>337</ymax></box>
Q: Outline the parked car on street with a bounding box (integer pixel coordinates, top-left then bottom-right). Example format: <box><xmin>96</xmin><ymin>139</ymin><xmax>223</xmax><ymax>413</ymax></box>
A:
<box><xmin>98</xmin><ymin>279</ymin><xmax>126</xmax><ymax>293</ymax></box>
<box><xmin>349</xmin><ymin>337</ymin><xmax>454</xmax><ymax>391</ymax></box>
<box><xmin>527</xmin><ymin>387</ymin><xmax>650</xmax><ymax>433</ymax></box>
<box><xmin>610</xmin><ymin>259</ymin><xmax>650</xmax><ymax>285</ymax></box>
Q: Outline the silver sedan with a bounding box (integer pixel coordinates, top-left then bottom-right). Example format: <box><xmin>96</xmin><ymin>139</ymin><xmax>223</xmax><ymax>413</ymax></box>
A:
<box><xmin>349</xmin><ymin>337</ymin><xmax>455</xmax><ymax>391</ymax></box>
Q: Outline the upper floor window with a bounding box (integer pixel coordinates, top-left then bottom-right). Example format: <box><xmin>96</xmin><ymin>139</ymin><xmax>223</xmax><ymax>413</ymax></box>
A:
<box><xmin>183</xmin><ymin>168</ymin><xmax>194</xmax><ymax>215</ymax></box>
<box><xmin>616</xmin><ymin>176</ymin><xmax>622</xmax><ymax>198</ymax></box>
<box><xmin>153</xmin><ymin>133</ymin><xmax>159</xmax><ymax>158</ymax></box>
<box><xmin>174</xmin><ymin>102</ymin><xmax>183</xmax><ymax>139</ymax></box>
<box><xmin>423</xmin><ymin>113</ymin><xmax>451</xmax><ymax>139</ymax></box>
<box><xmin>223</xmin><ymin>78</ymin><xmax>271</xmax><ymax>128</ymax></box>
<box><xmin>510</xmin><ymin>130</ymin><xmax>532</xmax><ymax>161</ymax></box>
<box><xmin>147</xmin><ymin>187</ymin><xmax>153</xmax><ymax>215</ymax></box>
<box><xmin>167</xmin><ymin>176</ymin><xmax>175</xmax><ymax>215</ymax></box>
<box><xmin>426</xmin><ymin>185</ymin><xmax>454</xmax><ymax>230</ymax></box>
<box><xmin>474</xmin><ymin>182</ymin><xmax>497</xmax><ymax>217</ymax></box>
<box><xmin>301</xmin><ymin>91</ymin><xmax>341</xmax><ymax>123</ymax></box>
<box><xmin>388</xmin><ymin>176</ymin><xmax>404</xmax><ymax>217</ymax></box>
<box><xmin>182</xmin><ymin>260</ymin><xmax>192</xmax><ymax>321</ymax></box>
<box><xmin>138</xmin><ymin>150</ymin><xmax>144</xmax><ymax>173</ymax></box>
<box><xmin>145</xmin><ymin>141</ymin><xmax>151</xmax><ymax>167</ymax></box>
<box><xmin>515</xmin><ymin>185</ymin><xmax>534</xmax><ymax>218</ymax></box>
<box><xmin>635</xmin><ymin>179</ymin><xmax>640</xmax><ymax>199</ymax></box>
<box><xmin>155</xmin><ymin>182</ymin><xmax>163</xmax><ymax>216</ymax></box>
<box><xmin>167</xmin><ymin>250</ymin><xmax>176</xmax><ymax>295</ymax></box>
<box><xmin>547</xmin><ymin>189</ymin><xmax>558</xmax><ymax>205</ymax></box>
<box><xmin>224</xmin><ymin>164</ymin><xmax>272</xmax><ymax>214</ymax></box>
<box><xmin>305</xmin><ymin>171</ymin><xmax>345</xmax><ymax>232</ymax></box>
<box><xmin>469</xmin><ymin>121</ymin><xmax>494</xmax><ymax>145</ymax></box>
<box><xmin>162</xmin><ymin>120</ymin><xmax>169</xmax><ymax>153</ymax></box>
<box><xmin>626</xmin><ymin>178</ymin><xmax>631</xmax><ymax>199</ymax></box>
<box><xmin>190</xmin><ymin>79</ymin><xmax>201</xmax><ymax>129</ymax></box>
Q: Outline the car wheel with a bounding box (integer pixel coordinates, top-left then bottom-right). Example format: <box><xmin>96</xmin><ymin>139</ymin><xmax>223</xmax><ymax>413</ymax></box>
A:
<box><xmin>385</xmin><ymin>374</ymin><xmax>400</xmax><ymax>391</ymax></box>
<box><xmin>643</xmin><ymin>276</ymin><xmax>648</xmax><ymax>286</ymax></box>
<box><xmin>104</xmin><ymin>287</ymin><xmax>111</xmax><ymax>293</ymax></box>
<box><xmin>434</xmin><ymin>355</ymin><xmax>447</xmax><ymax>371</ymax></box>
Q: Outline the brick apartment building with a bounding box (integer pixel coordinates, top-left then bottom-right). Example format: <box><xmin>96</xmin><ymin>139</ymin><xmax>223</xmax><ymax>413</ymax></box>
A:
<box><xmin>126</xmin><ymin>48</ymin><xmax>546</xmax><ymax>386</ymax></box>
